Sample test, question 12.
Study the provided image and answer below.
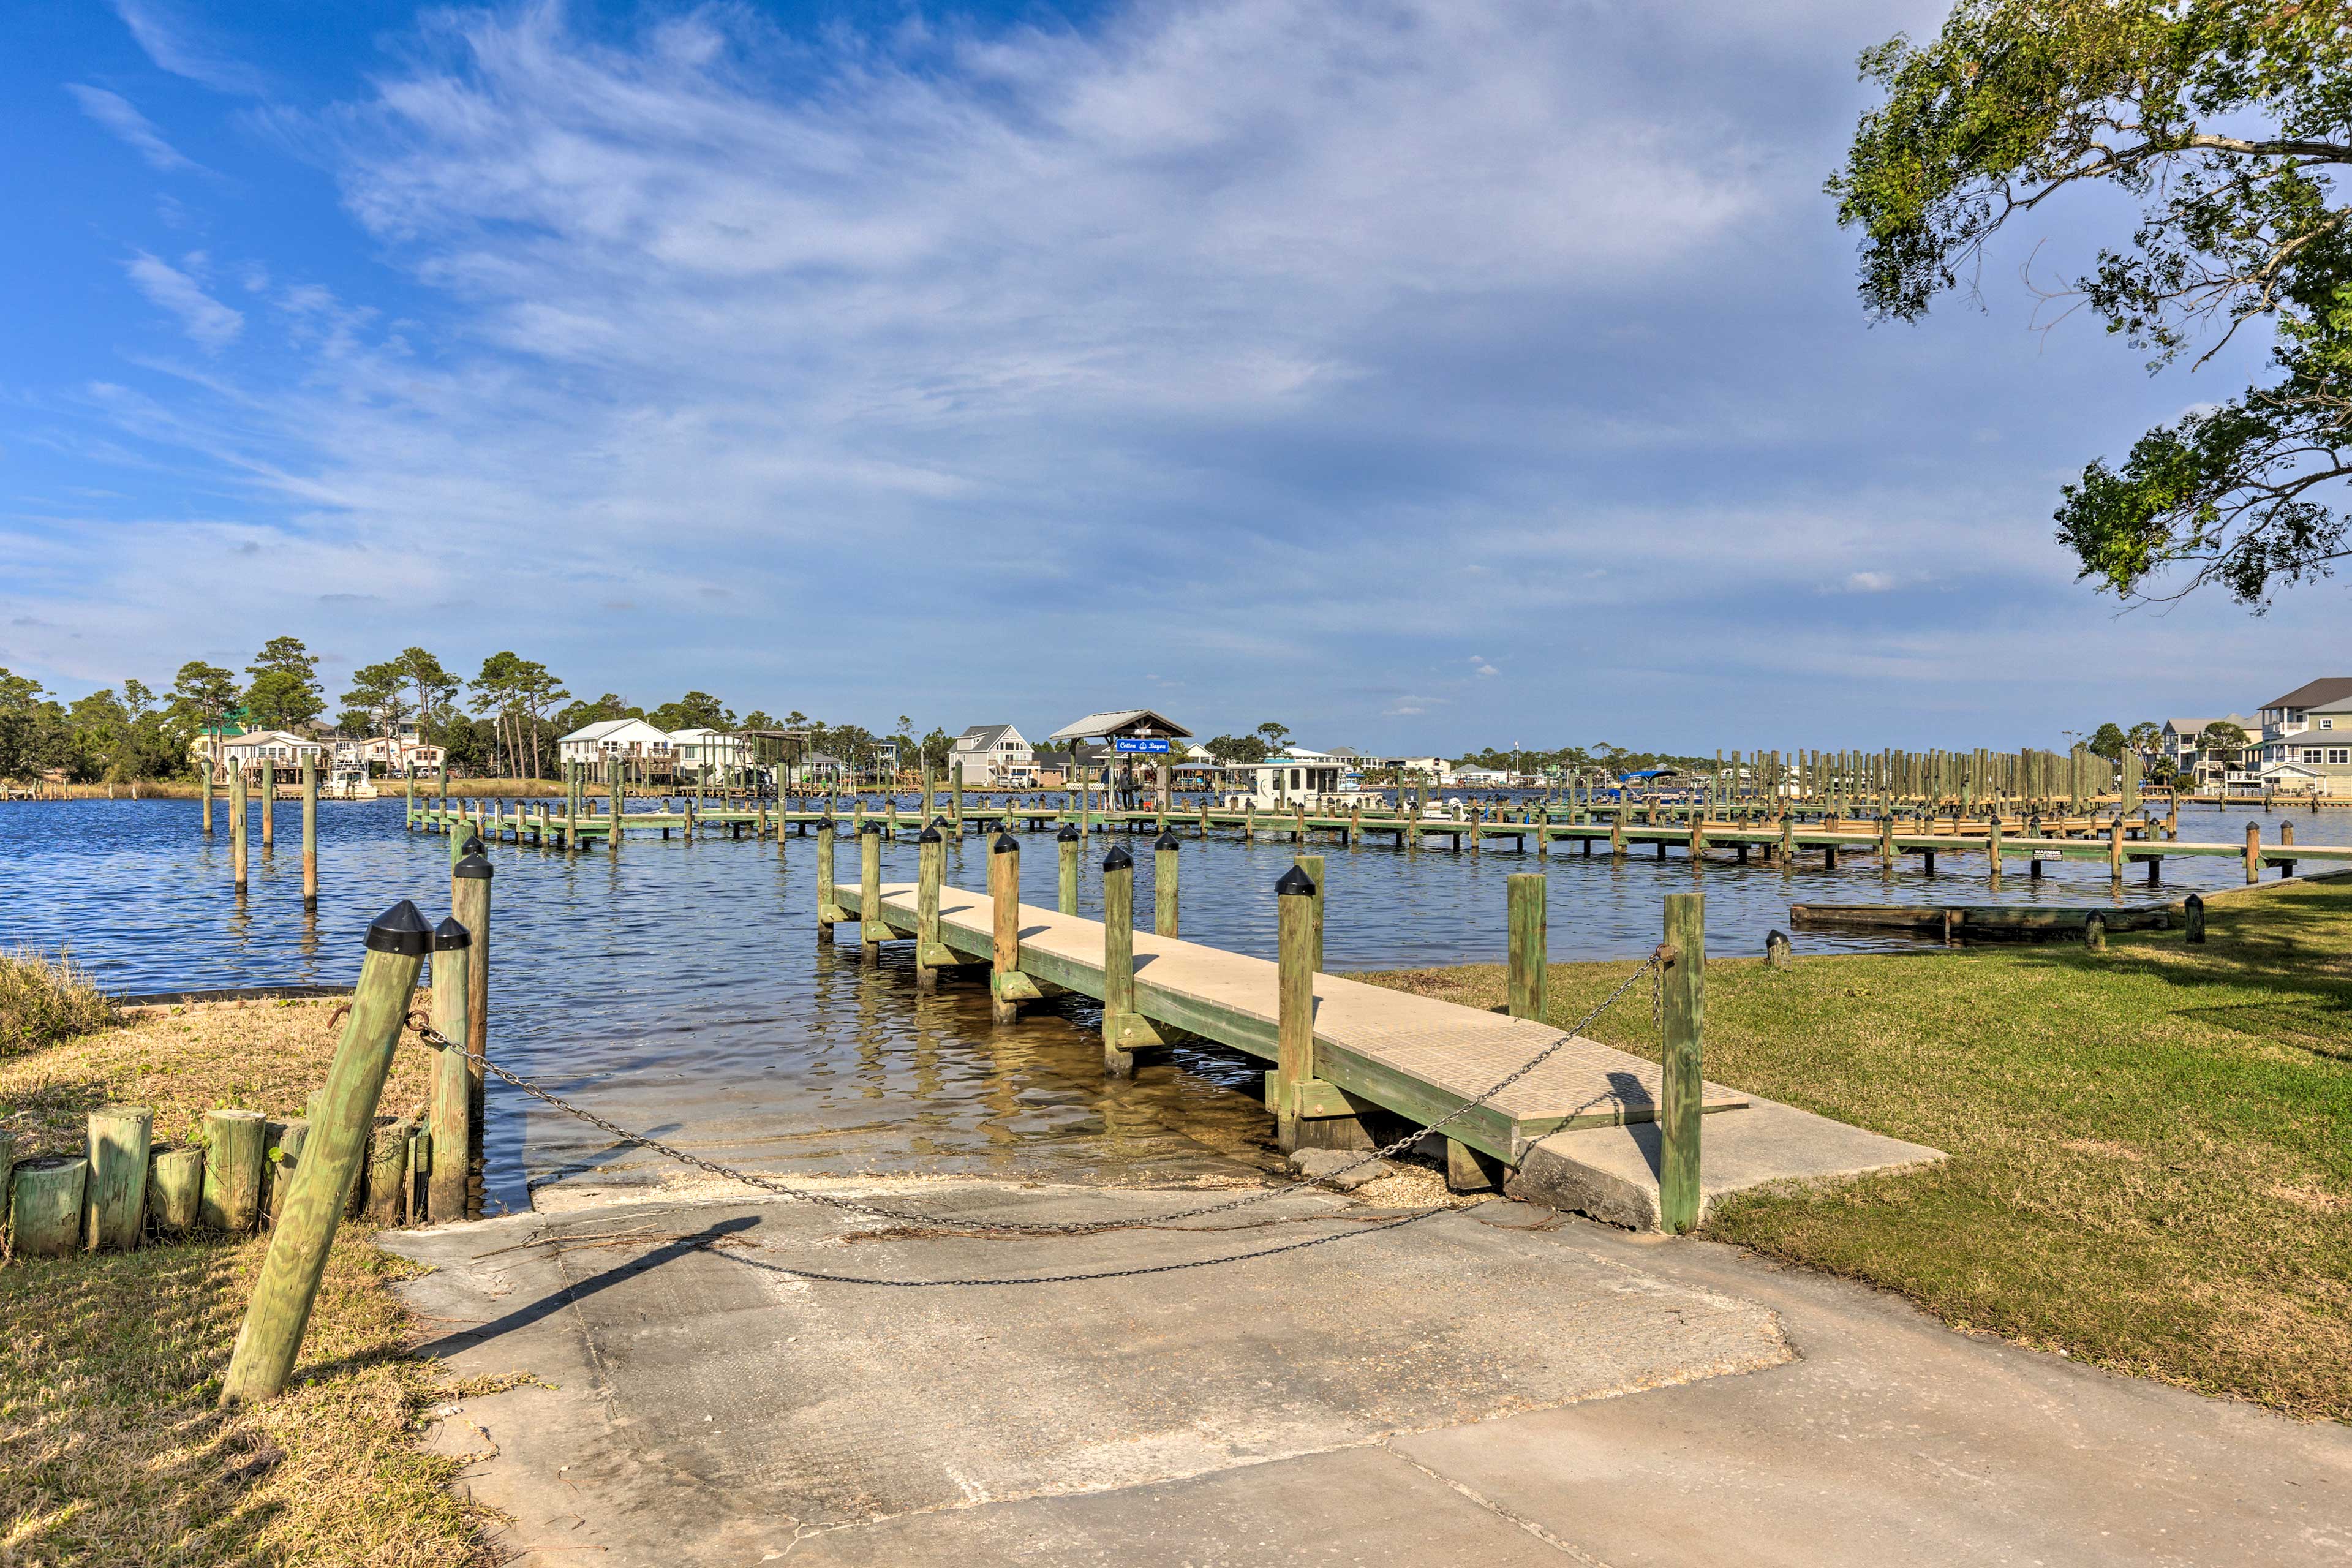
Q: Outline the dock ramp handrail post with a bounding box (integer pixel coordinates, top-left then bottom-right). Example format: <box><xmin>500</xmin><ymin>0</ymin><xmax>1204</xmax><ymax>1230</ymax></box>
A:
<box><xmin>1273</xmin><ymin>863</ymin><xmax>1317</xmax><ymax>1153</ymax></box>
<box><xmin>1101</xmin><ymin>845</ymin><xmax>1139</xmax><ymax>1077</ymax></box>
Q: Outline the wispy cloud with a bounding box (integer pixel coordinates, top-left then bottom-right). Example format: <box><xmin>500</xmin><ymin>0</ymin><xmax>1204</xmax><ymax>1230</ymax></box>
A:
<box><xmin>109</xmin><ymin>0</ymin><xmax>267</xmax><ymax>95</ymax></box>
<box><xmin>123</xmin><ymin>252</ymin><xmax>242</xmax><ymax>349</ymax></box>
<box><xmin>66</xmin><ymin>84</ymin><xmax>202</xmax><ymax>173</ymax></box>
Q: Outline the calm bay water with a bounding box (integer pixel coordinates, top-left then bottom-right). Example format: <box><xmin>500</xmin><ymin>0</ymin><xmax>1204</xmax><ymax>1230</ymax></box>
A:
<box><xmin>5</xmin><ymin>796</ymin><xmax>2340</xmax><ymax>1212</ymax></box>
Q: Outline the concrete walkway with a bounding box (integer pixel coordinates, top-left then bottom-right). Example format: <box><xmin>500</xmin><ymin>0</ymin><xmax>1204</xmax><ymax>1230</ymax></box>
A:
<box><xmin>387</xmin><ymin>1183</ymin><xmax>2350</xmax><ymax>1566</ymax></box>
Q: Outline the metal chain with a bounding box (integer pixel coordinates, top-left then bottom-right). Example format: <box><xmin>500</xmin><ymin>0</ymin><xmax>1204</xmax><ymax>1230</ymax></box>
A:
<box><xmin>404</xmin><ymin>950</ymin><xmax>1660</xmax><ymax>1239</ymax></box>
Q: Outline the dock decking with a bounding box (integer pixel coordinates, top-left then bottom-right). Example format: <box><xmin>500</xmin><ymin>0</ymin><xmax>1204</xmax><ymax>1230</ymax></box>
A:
<box><xmin>834</xmin><ymin>877</ymin><xmax>1747</xmax><ymax>1167</ymax></box>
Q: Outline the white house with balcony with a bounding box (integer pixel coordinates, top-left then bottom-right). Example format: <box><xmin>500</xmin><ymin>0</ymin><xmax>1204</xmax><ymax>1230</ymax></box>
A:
<box><xmin>2255</xmin><ymin>686</ymin><xmax>2352</xmax><ymax>796</ymax></box>
<box><xmin>558</xmin><ymin>718</ymin><xmax>673</xmax><ymax>777</ymax></box>
<box><xmin>668</xmin><ymin>727</ymin><xmax>754</xmax><ymax>782</ymax></box>
<box><xmin>2159</xmin><ymin>715</ymin><xmax>2258</xmax><ymax>791</ymax></box>
<box><xmin>203</xmin><ymin>729</ymin><xmax>327</xmax><ymax>774</ymax></box>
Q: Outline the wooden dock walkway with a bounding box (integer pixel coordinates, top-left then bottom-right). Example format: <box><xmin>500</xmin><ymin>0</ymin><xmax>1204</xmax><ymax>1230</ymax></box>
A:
<box><xmin>409</xmin><ymin>796</ymin><xmax>2352</xmax><ymax>886</ymax></box>
<box><xmin>831</xmin><ymin>876</ymin><xmax>1745</xmax><ymax>1170</ymax></box>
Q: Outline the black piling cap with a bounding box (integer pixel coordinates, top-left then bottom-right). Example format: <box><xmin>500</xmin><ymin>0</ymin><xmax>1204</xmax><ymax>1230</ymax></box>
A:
<box><xmin>918</xmin><ymin>825</ymin><xmax>942</xmax><ymax>843</ymax></box>
<box><xmin>2185</xmin><ymin>892</ymin><xmax>2203</xmax><ymax>908</ymax></box>
<box><xmin>366</xmin><ymin>899</ymin><xmax>434</xmax><ymax>956</ymax></box>
<box><xmin>992</xmin><ymin>830</ymin><xmax>1019</xmax><ymax>853</ymax></box>
<box><xmin>859</xmin><ymin>820</ymin><xmax>883</xmax><ymax>835</ymax></box>
<box><xmin>1057</xmin><ymin>823</ymin><xmax>1080</xmax><ymax>842</ymax></box>
<box><xmin>454</xmin><ymin>852</ymin><xmax>494</xmax><ymax>880</ymax></box>
<box><xmin>1154</xmin><ymin>829</ymin><xmax>1180</xmax><ymax>852</ymax></box>
<box><xmin>1102</xmin><ymin>844</ymin><xmax>1133</xmax><ymax>872</ymax></box>
<box><xmin>462</xmin><ymin>834</ymin><xmax>486</xmax><ymax>857</ymax></box>
<box><xmin>1275</xmin><ymin>864</ymin><xmax>1317</xmax><ymax>897</ymax></box>
<box><xmin>1766</xmin><ymin>928</ymin><xmax>1789</xmax><ymax>946</ymax></box>
<box><xmin>434</xmin><ymin>915</ymin><xmax>472</xmax><ymax>951</ymax></box>
<box><xmin>930</xmin><ymin>815</ymin><xmax>950</xmax><ymax>830</ymax></box>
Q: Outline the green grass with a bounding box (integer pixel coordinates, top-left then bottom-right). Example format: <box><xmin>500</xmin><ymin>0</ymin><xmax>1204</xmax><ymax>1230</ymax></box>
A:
<box><xmin>1</xmin><ymin>1001</ymin><xmax>502</xmax><ymax>1563</ymax></box>
<box><xmin>1364</xmin><ymin>880</ymin><xmax>2352</xmax><ymax>1421</ymax></box>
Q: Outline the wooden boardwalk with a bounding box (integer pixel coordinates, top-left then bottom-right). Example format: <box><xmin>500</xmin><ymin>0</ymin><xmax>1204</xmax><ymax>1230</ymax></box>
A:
<box><xmin>834</xmin><ymin>876</ymin><xmax>1747</xmax><ymax>1167</ymax></box>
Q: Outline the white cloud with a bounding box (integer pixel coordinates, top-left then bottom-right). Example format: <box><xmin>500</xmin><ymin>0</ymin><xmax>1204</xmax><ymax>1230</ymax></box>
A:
<box><xmin>1474</xmin><ymin>662</ymin><xmax>1499</xmax><ymax>677</ymax></box>
<box><xmin>66</xmin><ymin>85</ymin><xmax>202</xmax><ymax>172</ymax></box>
<box><xmin>123</xmin><ymin>252</ymin><xmax>243</xmax><ymax>350</ymax></box>
<box><xmin>110</xmin><ymin>0</ymin><xmax>267</xmax><ymax>95</ymax></box>
<box><xmin>1841</xmin><ymin>571</ymin><xmax>1899</xmax><ymax>593</ymax></box>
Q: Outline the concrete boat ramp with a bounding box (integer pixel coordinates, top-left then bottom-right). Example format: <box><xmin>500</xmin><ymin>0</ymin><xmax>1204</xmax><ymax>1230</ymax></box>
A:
<box><xmin>388</xmin><ymin>1182</ymin><xmax>2352</xmax><ymax>1566</ymax></box>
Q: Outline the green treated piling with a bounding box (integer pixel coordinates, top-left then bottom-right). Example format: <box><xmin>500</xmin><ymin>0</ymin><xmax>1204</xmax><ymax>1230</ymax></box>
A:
<box><xmin>1057</xmin><ymin>823</ymin><xmax>1081</xmax><ymax>915</ymax></box>
<box><xmin>916</xmin><ymin>825</ymin><xmax>944</xmax><ymax>992</ymax></box>
<box><xmin>450</xmin><ymin>853</ymin><xmax>492</xmax><ymax>1219</ymax></box>
<box><xmin>1101</xmin><ymin>845</ymin><xmax>1138</xmax><ymax>1078</ymax></box>
<box><xmin>1658</xmin><ymin>892</ymin><xmax>1706</xmax><ymax>1235</ymax></box>
<box><xmin>9</xmin><ymin>1156</ymin><xmax>86</xmax><ymax>1257</ymax></box>
<box><xmin>147</xmin><ymin>1145</ymin><xmax>202</xmax><ymax>1234</ymax></box>
<box><xmin>428</xmin><ymin>916</ymin><xmax>472</xmax><ymax>1223</ymax></box>
<box><xmin>200</xmin><ymin>1109</ymin><xmax>267</xmax><ymax>1233</ymax></box>
<box><xmin>1154</xmin><ymin>828</ymin><xmax>1180</xmax><ymax>937</ymax></box>
<box><xmin>81</xmin><ymin>1106</ymin><xmax>153</xmax><ymax>1251</ymax></box>
<box><xmin>221</xmin><ymin>900</ymin><xmax>430</xmax><ymax>1404</ymax></box>
<box><xmin>1506</xmin><ymin>873</ymin><xmax>1546</xmax><ymax>1022</ymax></box>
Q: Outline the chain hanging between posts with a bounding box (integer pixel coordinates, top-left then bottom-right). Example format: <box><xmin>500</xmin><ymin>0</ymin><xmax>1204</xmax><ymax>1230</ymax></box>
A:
<box><xmin>402</xmin><ymin>951</ymin><xmax>1660</xmax><ymax>1242</ymax></box>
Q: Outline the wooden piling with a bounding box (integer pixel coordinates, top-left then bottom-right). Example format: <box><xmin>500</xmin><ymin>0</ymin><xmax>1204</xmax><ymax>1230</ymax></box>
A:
<box><xmin>1057</xmin><ymin>823</ymin><xmax>1081</xmax><ymax>915</ymax></box>
<box><xmin>200</xmin><ymin>1109</ymin><xmax>267</xmax><ymax>1234</ymax></box>
<box><xmin>82</xmin><ymin>1106</ymin><xmax>153</xmax><ymax>1251</ymax></box>
<box><xmin>231</xmin><ymin>764</ymin><xmax>248</xmax><ymax>892</ymax></box>
<box><xmin>1274</xmin><ymin>862</ymin><xmax>1317</xmax><ymax>1153</ymax></box>
<box><xmin>816</xmin><ymin>816</ymin><xmax>837</xmax><ymax>942</ymax></box>
<box><xmin>260</xmin><ymin>760</ymin><xmax>274</xmax><ymax>850</ymax></box>
<box><xmin>146</xmin><ymin>1145</ymin><xmax>203</xmax><ymax>1234</ymax></box>
<box><xmin>9</xmin><ymin>1156</ymin><xmax>86</xmax><ymax>1257</ymax></box>
<box><xmin>2245</xmin><ymin>821</ymin><xmax>2261</xmax><ymax>883</ymax></box>
<box><xmin>300</xmin><ymin>754</ymin><xmax>318</xmax><ymax>910</ymax></box>
<box><xmin>916</xmin><ymin>826</ymin><xmax>944</xmax><ymax>992</ymax></box>
<box><xmin>365</xmin><ymin>1117</ymin><xmax>411</xmax><ymax>1226</ymax></box>
<box><xmin>1154</xmin><ymin>829</ymin><xmax>1180</xmax><ymax>938</ymax></box>
<box><xmin>1765</xmin><ymin>929</ymin><xmax>1791</xmax><ymax>970</ymax></box>
<box><xmin>1506</xmin><ymin>873</ymin><xmax>1546</xmax><ymax>1022</ymax></box>
<box><xmin>1296</xmin><ymin>853</ymin><xmax>1325</xmax><ymax>975</ymax></box>
<box><xmin>2185</xmin><ymin>892</ymin><xmax>2206</xmax><ymax>944</ymax></box>
<box><xmin>1658</xmin><ymin>892</ymin><xmax>1705</xmax><ymax>1235</ymax></box>
<box><xmin>222</xmin><ymin>900</ymin><xmax>431</xmax><ymax>1404</ymax></box>
<box><xmin>428</xmin><ymin>916</ymin><xmax>472</xmax><ymax>1223</ymax></box>
<box><xmin>451</xmin><ymin>852</ymin><xmax>492</xmax><ymax>1219</ymax></box>
<box><xmin>2084</xmin><ymin>912</ymin><xmax>2108</xmax><ymax>952</ymax></box>
<box><xmin>1101</xmin><ymin>845</ymin><xmax>1138</xmax><ymax>1077</ymax></box>
<box><xmin>202</xmin><ymin>758</ymin><xmax>214</xmax><ymax>834</ymax></box>
<box><xmin>989</xmin><ymin>831</ymin><xmax>1022</xmax><ymax>1024</ymax></box>
<box><xmin>859</xmin><ymin>822</ymin><xmax>884</xmax><ymax>962</ymax></box>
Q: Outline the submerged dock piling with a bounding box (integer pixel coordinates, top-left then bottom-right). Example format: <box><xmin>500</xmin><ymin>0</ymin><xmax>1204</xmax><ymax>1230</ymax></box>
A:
<box><xmin>1101</xmin><ymin>845</ymin><xmax>1138</xmax><ymax>1077</ymax></box>
<box><xmin>301</xmin><ymin>754</ymin><xmax>318</xmax><ymax>911</ymax></box>
<box><xmin>916</xmin><ymin>825</ymin><xmax>945</xmax><ymax>992</ymax></box>
<box><xmin>989</xmin><ymin>831</ymin><xmax>1023</xmax><ymax>1024</ymax></box>
<box><xmin>859</xmin><ymin>821</ymin><xmax>886</xmax><ymax>963</ymax></box>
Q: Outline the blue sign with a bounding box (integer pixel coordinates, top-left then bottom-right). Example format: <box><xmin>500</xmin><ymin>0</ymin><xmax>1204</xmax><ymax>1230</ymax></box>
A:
<box><xmin>1114</xmin><ymin>737</ymin><xmax>1172</xmax><ymax>754</ymax></box>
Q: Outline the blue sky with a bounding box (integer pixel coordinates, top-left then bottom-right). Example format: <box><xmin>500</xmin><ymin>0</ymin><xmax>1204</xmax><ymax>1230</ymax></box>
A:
<box><xmin>2</xmin><ymin>0</ymin><xmax>2338</xmax><ymax>752</ymax></box>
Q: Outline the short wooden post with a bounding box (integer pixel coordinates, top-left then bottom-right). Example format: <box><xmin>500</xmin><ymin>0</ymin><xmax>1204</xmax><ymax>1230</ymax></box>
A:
<box><xmin>300</xmin><ymin>754</ymin><xmax>319</xmax><ymax>911</ymax></box>
<box><xmin>200</xmin><ymin>1109</ymin><xmax>267</xmax><ymax>1233</ymax></box>
<box><xmin>221</xmin><ymin>900</ymin><xmax>431</xmax><ymax>1404</ymax></box>
<box><xmin>231</xmin><ymin>764</ymin><xmax>249</xmax><ymax>892</ymax></box>
<box><xmin>1154</xmin><ymin>829</ymin><xmax>1180</xmax><ymax>937</ymax></box>
<box><xmin>147</xmin><ymin>1145</ymin><xmax>203</xmax><ymax>1234</ymax></box>
<box><xmin>816</xmin><ymin>816</ymin><xmax>837</xmax><ymax>941</ymax></box>
<box><xmin>1295</xmin><ymin>853</ymin><xmax>1325</xmax><ymax>974</ymax></box>
<box><xmin>1658</xmin><ymin>892</ymin><xmax>1705</xmax><ymax>1235</ymax></box>
<box><xmin>1101</xmin><ymin>845</ymin><xmax>1138</xmax><ymax>1077</ymax></box>
<box><xmin>1506</xmin><ymin>873</ymin><xmax>1546</xmax><ymax>1020</ymax></box>
<box><xmin>83</xmin><ymin>1106</ymin><xmax>153</xmax><ymax>1251</ymax></box>
<box><xmin>9</xmin><ymin>1156</ymin><xmax>86</xmax><ymax>1257</ymax></box>
<box><xmin>1274</xmin><ymin>863</ymin><xmax>1317</xmax><ymax>1153</ymax></box>
<box><xmin>260</xmin><ymin>760</ymin><xmax>275</xmax><ymax>850</ymax></box>
<box><xmin>428</xmin><ymin>916</ymin><xmax>472</xmax><ymax>1223</ymax></box>
<box><xmin>2245</xmin><ymin>821</ymin><xmax>2261</xmax><ymax>884</ymax></box>
<box><xmin>989</xmin><ymin>831</ymin><xmax>1022</xmax><ymax>1023</ymax></box>
<box><xmin>2184</xmin><ymin>892</ymin><xmax>2205</xmax><ymax>944</ymax></box>
<box><xmin>1057</xmin><ymin>823</ymin><xmax>1081</xmax><ymax>915</ymax></box>
<box><xmin>858</xmin><ymin>821</ymin><xmax>884</xmax><ymax>962</ymax></box>
<box><xmin>450</xmin><ymin>853</ymin><xmax>492</xmax><ymax>1219</ymax></box>
<box><xmin>916</xmin><ymin>825</ymin><xmax>944</xmax><ymax>992</ymax></box>
<box><xmin>265</xmin><ymin>1120</ymin><xmax>307</xmax><ymax>1226</ymax></box>
<box><xmin>2084</xmin><ymin>912</ymin><xmax>2107</xmax><ymax>952</ymax></box>
<box><xmin>365</xmin><ymin>1117</ymin><xmax>411</xmax><ymax>1226</ymax></box>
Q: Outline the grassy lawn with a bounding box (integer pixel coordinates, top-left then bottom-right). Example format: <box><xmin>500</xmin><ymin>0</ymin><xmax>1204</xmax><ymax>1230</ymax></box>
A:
<box><xmin>1363</xmin><ymin>879</ymin><xmax>2352</xmax><ymax>1422</ymax></box>
<box><xmin>1</xmin><ymin>992</ymin><xmax>505</xmax><ymax>1565</ymax></box>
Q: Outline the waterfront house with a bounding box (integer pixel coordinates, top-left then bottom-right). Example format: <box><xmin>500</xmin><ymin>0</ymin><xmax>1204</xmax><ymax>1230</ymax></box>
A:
<box><xmin>2159</xmin><ymin>715</ymin><xmax>2259</xmax><ymax>791</ymax></box>
<box><xmin>558</xmin><ymin>718</ymin><xmax>674</xmax><ymax>779</ymax></box>
<box><xmin>951</xmin><ymin>723</ymin><xmax>1033</xmax><ymax>786</ymax></box>
<box><xmin>2256</xmin><ymin>691</ymin><xmax>2352</xmax><ymax>795</ymax></box>
<box><xmin>212</xmin><ymin>729</ymin><xmax>326</xmax><ymax>773</ymax></box>
<box><xmin>668</xmin><ymin>727</ymin><xmax>753</xmax><ymax>783</ymax></box>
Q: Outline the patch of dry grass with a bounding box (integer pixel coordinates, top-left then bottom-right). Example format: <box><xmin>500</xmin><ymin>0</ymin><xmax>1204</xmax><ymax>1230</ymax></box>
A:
<box><xmin>1362</xmin><ymin>880</ymin><xmax>2352</xmax><ymax>1421</ymax></box>
<box><xmin>0</xmin><ymin>951</ymin><xmax>116</xmax><ymax>1057</ymax></box>
<box><xmin>0</xmin><ymin>998</ymin><xmax>496</xmax><ymax>1564</ymax></box>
